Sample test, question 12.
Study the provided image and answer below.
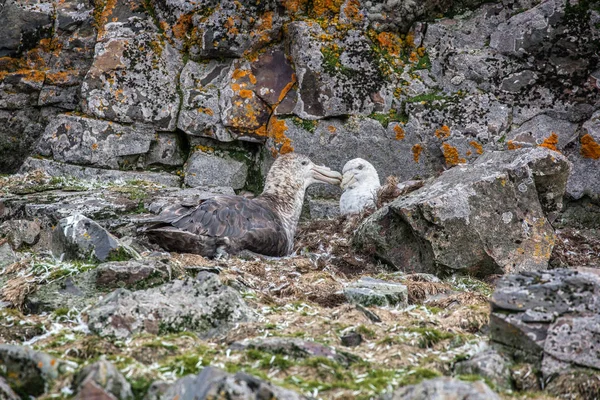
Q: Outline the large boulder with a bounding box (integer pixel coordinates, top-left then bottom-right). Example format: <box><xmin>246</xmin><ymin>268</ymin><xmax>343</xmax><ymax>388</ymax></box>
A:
<box><xmin>0</xmin><ymin>345</ymin><xmax>61</xmax><ymax>398</ymax></box>
<box><xmin>73</xmin><ymin>360</ymin><xmax>133</xmax><ymax>400</ymax></box>
<box><xmin>150</xmin><ymin>366</ymin><xmax>306</xmax><ymax>400</ymax></box>
<box><xmin>383</xmin><ymin>377</ymin><xmax>499</xmax><ymax>400</ymax></box>
<box><xmin>490</xmin><ymin>267</ymin><xmax>600</xmax><ymax>394</ymax></box>
<box><xmin>87</xmin><ymin>272</ymin><xmax>255</xmax><ymax>338</ymax></box>
<box><xmin>353</xmin><ymin>148</ymin><xmax>571</xmax><ymax>276</ymax></box>
<box><xmin>566</xmin><ymin>110</ymin><xmax>600</xmax><ymax>200</ymax></box>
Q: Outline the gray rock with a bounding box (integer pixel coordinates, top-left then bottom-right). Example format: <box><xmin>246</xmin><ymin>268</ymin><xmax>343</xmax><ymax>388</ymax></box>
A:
<box><xmin>344</xmin><ymin>277</ymin><xmax>408</xmax><ymax>308</ymax></box>
<box><xmin>81</xmin><ymin>21</ymin><xmax>183</xmax><ymax>130</ymax></box>
<box><xmin>508</xmin><ymin>114</ymin><xmax>578</xmax><ymax>150</ymax></box>
<box><xmin>364</xmin><ymin>0</ymin><xmax>459</xmax><ymax>33</ymax></box>
<box><xmin>178</xmin><ymin>60</ymin><xmax>234</xmax><ymax>142</ymax></box>
<box><xmin>73</xmin><ymin>360</ymin><xmax>133</xmax><ymax>400</ymax></box>
<box><xmin>0</xmin><ymin>377</ymin><xmax>18</xmax><ymax>400</ymax></box>
<box><xmin>566</xmin><ymin>111</ymin><xmax>600</xmax><ymax>199</ymax></box>
<box><xmin>153</xmin><ymin>366</ymin><xmax>306</xmax><ymax>400</ymax></box>
<box><xmin>308</xmin><ymin>198</ymin><xmax>340</xmax><ymax>220</ymax></box>
<box><xmin>544</xmin><ymin>315</ymin><xmax>600</xmax><ymax>370</ymax></box>
<box><xmin>52</xmin><ymin>214</ymin><xmax>132</xmax><ymax>262</ymax></box>
<box><xmin>454</xmin><ymin>347</ymin><xmax>513</xmax><ymax>390</ymax></box>
<box><xmin>37</xmin><ymin>114</ymin><xmax>153</xmax><ymax>169</ymax></box>
<box><xmin>0</xmin><ymin>1</ymin><xmax>53</xmax><ymax>57</ymax></box>
<box><xmin>0</xmin><ymin>242</ymin><xmax>17</xmax><ymax>268</ymax></box>
<box><xmin>19</xmin><ymin>158</ymin><xmax>181</xmax><ymax>187</ymax></box>
<box><xmin>95</xmin><ymin>259</ymin><xmax>175</xmax><ymax>290</ymax></box>
<box><xmin>24</xmin><ymin>270</ymin><xmax>100</xmax><ymax>313</ymax></box>
<box><xmin>87</xmin><ymin>272</ymin><xmax>255</xmax><ymax>338</ymax></box>
<box><xmin>353</xmin><ymin>148</ymin><xmax>570</xmax><ymax>276</ymax></box>
<box><xmin>0</xmin><ymin>108</ymin><xmax>48</xmax><ymax>174</ymax></box>
<box><xmin>0</xmin><ymin>219</ymin><xmax>41</xmax><ymax>249</ymax></box>
<box><xmin>230</xmin><ymin>337</ymin><xmax>355</xmax><ymax>366</ymax></box>
<box><xmin>0</xmin><ymin>345</ymin><xmax>61</xmax><ymax>398</ymax></box>
<box><xmin>384</xmin><ymin>377</ymin><xmax>500</xmax><ymax>400</ymax></box>
<box><xmin>184</xmin><ymin>151</ymin><xmax>248</xmax><ymax>189</ymax></box>
<box><xmin>145</xmin><ymin>133</ymin><xmax>186</xmax><ymax>168</ymax></box>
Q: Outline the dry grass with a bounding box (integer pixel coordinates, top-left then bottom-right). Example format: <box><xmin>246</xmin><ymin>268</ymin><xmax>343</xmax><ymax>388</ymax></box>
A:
<box><xmin>550</xmin><ymin>228</ymin><xmax>600</xmax><ymax>268</ymax></box>
<box><xmin>1</xmin><ymin>275</ymin><xmax>37</xmax><ymax>309</ymax></box>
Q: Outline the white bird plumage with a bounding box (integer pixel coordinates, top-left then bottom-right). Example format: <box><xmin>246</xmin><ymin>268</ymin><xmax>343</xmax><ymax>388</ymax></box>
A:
<box><xmin>339</xmin><ymin>158</ymin><xmax>381</xmax><ymax>215</ymax></box>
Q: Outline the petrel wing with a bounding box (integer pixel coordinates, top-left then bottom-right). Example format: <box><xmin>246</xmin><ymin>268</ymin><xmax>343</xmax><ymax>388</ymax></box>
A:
<box><xmin>146</xmin><ymin>195</ymin><xmax>288</xmax><ymax>257</ymax></box>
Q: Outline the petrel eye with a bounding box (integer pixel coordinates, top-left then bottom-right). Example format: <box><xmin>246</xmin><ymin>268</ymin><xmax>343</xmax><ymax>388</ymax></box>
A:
<box><xmin>358</xmin><ymin>165</ymin><xmax>364</xmax><ymax>170</ymax></box>
<box><xmin>301</xmin><ymin>160</ymin><xmax>308</xmax><ymax>166</ymax></box>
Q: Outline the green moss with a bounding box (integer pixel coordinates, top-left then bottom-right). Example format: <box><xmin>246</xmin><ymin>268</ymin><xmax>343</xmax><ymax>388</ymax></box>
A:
<box><xmin>407</xmin><ymin>327</ymin><xmax>454</xmax><ymax>348</ymax></box>
<box><xmin>52</xmin><ymin>307</ymin><xmax>70</xmax><ymax>317</ymax></box>
<box><xmin>105</xmin><ymin>247</ymin><xmax>133</xmax><ymax>262</ymax></box>
<box><xmin>290</xmin><ymin>117</ymin><xmax>318</xmax><ymax>133</ymax></box>
<box><xmin>159</xmin><ymin>345</ymin><xmax>216</xmax><ymax>376</ymax></box>
<box><xmin>321</xmin><ymin>45</ymin><xmax>351</xmax><ymax>76</ymax></box>
<box><xmin>369</xmin><ymin>108</ymin><xmax>407</xmax><ymax>128</ymax></box>
<box><xmin>412</xmin><ymin>53</ymin><xmax>431</xmax><ymax>71</ymax></box>
<box><xmin>356</xmin><ymin>325</ymin><xmax>377</xmax><ymax>340</ymax></box>
<box><xmin>405</xmin><ymin>92</ymin><xmax>451</xmax><ymax>103</ymax></box>
<box><xmin>397</xmin><ymin>367</ymin><xmax>441</xmax><ymax>386</ymax></box>
<box><xmin>130</xmin><ymin>376</ymin><xmax>154</xmax><ymax>400</ymax></box>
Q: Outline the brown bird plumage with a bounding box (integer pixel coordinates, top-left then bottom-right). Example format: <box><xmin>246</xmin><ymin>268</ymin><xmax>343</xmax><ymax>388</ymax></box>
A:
<box><xmin>145</xmin><ymin>153</ymin><xmax>342</xmax><ymax>258</ymax></box>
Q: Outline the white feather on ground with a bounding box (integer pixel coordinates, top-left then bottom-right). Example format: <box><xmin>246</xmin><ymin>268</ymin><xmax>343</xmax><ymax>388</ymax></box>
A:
<box><xmin>339</xmin><ymin>158</ymin><xmax>381</xmax><ymax>215</ymax></box>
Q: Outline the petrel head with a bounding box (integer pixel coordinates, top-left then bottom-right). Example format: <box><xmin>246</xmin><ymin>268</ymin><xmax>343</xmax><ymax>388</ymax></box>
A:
<box><xmin>266</xmin><ymin>153</ymin><xmax>342</xmax><ymax>191</ymax></box>
<box><xmin>341</xmin><ymin>158</ymin><xmax>380</xmax><ymax>191</ymax></box>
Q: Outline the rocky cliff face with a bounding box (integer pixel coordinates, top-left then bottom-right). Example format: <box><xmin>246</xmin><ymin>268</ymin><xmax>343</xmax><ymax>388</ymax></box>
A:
<box><xmin>1</xmin><ymin>0</ymin><xmax>598</xmax><ymax>209</ymax></box>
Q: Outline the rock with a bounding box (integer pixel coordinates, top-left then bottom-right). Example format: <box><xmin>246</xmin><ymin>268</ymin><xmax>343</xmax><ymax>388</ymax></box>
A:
<box><xmin>340</xmin><ymin>332</ymin><xmax>363</xmax><ymax>347</ymax></box>
<box><xmin>308</xmin><ymin>198</ymin><xmax>340</xmax><ymax>220</ymax></box>
<box><xmin>364</xmin><ymin>0</ymin><xmax>458</xmax><ymax>33</ymax></box>
<box><xmin>566</xmin><ymin>111</ymin><xmax>600</xmax><ymax>199</ymax></box>
<box><xmin>0</xmin><ymin>219</ymin><xmax>41</xmax><ymax>249</ymax></box>
<box><xmin>73</xmin><ymin>360</ymin><xmax>133</xmax><ymax>400</ymax></box>
<box><xmin>144</xmin><ymin>133</ymin><xmax>186</xmax><ymax>168</ymax></box>
<box><xmin>454</xmin><ymin>347</ymin><xmax>513</xmax><ymax>390</ymax></box>
<box><xmin>184</xmin><ymin>150</ymin><xmax>248</xmax><ymax>189</ymax></box>
<box><xmin>37</xmin><ymin>114</ymin><xmax>153</xmax><ymax>169</ymax></box>
<box><xmin>87</xmin><ymin>272</ymin><xmax>255</xmax><ymax>339</ymax></box>
<box><xmin>95</xmin><ymin>259</ymin><xmax>175</xmax><ymax>290</ymax></box>
<box><xmin>490</xmin><ymin>268</ymin><xmax>600</xmax><ymax>379</ymax></box>
<box><xmin>353</xmin><ymin>148</ymin><xmax>571</xmax><ymax>276</ymax></box>
<box><xmin>0</xmin><ymin>241</ymin><xmax>17</xmax><ymax>268</ymax></box>
<box><xmin>81</xmin><ymin>21</ymin><xmax>183</xmax><ymax>130</ymax></box>
<box><xmin>154</xmin><ymin>366</ymin><xmax>306</xmax><ymax>400</ymax></box>
<box><xmin>19</xmin><ymin>157</ymin><xmax>181</xmax><ymax>187</ymax></box>
<box><xmin>0</xmin><ymin>377</ymin><xmax>18</xmax><ymax>400</ymax></box>
<box><xmin>0</xmin><ymin>1</ymin><xmax>53</xmax><ymax>57</ymax></box>
<box><xmin>0</xmin><ymin>345</ymin><xmax>61</xmax><ymax>398</ymax></box>
<box><xmin>384</xmin><ymin>377</ymin><xmax>500</xmax><ymax>400</ymax></box>
<box><xmin>0</xmin><ymin>108</ymin><xmax>48</xmax><ymax>174</ymax></box>
<box><xmin>510</xmin><ymin>363</ymin><xmax>540</xmax><ymax>392</ymax></box>
<box><xmin>52</xmin><ymin>214</ymin><xmax>133</xmax><ymax>262</ymax></box>
<box><xmin>178</xmin><ymin>59</ymin><xmax>234</xmax><ymax>142</ymax></box>
<box><xmin>287</xmin><ymin>22</ymin><xmax>390</xmax><ymax>119</ymax></box>
<box><xmin>344</xmin><ymin>277</ymin><xmax>408</xmax><ymax>308</ymax></box>
<box><xmin>230</xmin><ymin>337</ymin><xmax>355</xmax><ymax>366</ymax></box>
<box><xmin>24</xmin><ymin>270</ymin><xmax>100</xmax><ymax>313</ymax></box>
<box><xmin>508</xmin><ymin>114</ymin><xmax>578</xmax><ymax>150</ymax></box>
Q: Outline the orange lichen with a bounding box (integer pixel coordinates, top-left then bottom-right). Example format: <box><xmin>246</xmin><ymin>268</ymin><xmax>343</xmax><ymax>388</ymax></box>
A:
<box><xmin>507</xmin><ymin>140</ymin><xmax>522</xmax><ymax>150</ymax></box>
<box><xmin>409</xmin><ymin>51</ymin><xmax>418</xmax><ymax>63</ymax></box>
<box><xmin>195</xmin><ymin>145</ymin><xmax>215</xmax><ymax>153</ymax></box>
<box><xmin>405</xmin><ymin>33</ymin><xmax>415</xmax><ymax>48</ymax></box>
<box><xmin>434</xmin><ymin>125</ymin><xmax>451</xmax><ymax>139</ymax></box>
<box><xmin>442</xmin><ymin>143</ymin><xmax>466</xmax><ymax>166</ymax></box>
<box><xmin>581</xmin><ymin>134</ymin><xmax>600</xmax><ymax>159</ymax></box>
<box><xmin>394</xmin><ymin>125</ymin><xmax>405</xmax><ymax>140</ymax></box>
<box><xmin>91</xmin><ymin>143</ymin><xmax>99</xmax><ymax>151</ymax></box>
<box><xmin>94</xmin><ymin>0</ymin><xmax>117</xmax><ymax>37</ymax></box>
<box><xmin>239</xmin><ymin>89</ymin><xmax>253</xmax><ymax>99</ymax></box>
<box><xmin>232</xmin><ymin>69</ymin><xmax>249</xmax><ymax>80</ymax></box>
<box><xmin>412</xmin><ymin>144</ymin><xmax>423</xmax><ymax>163</ymax></box>
<box><xmin>277</xmin><ymin>74</ymin><xmax>297</xmax><ymax>103</ymax></box>
<box><xmin>376</xmin><ymin>32</ymin><xmax>401</xmax><ymax>55</ymax></box>
<box><xmin>231</xmin><ymin>83</ymin><xmax>241</xmax><ymax>91</ymax></box>
<box><xmin>282</xmin><ymin>0</ymin><xmax>308</xmax><ymax>14</ymax></box>
<box><xmin>248</xmin><ymin>73</ymin><xmax>257</xmax><ymax>85</ymax></box>
<box><xmin>539</xmin><ymin>132</ymin><xmax>559</xmax><ymax>152</ymax></box>
<box><xmin>172</xmin><ymin>14</ymin><xmax>193</xmax><ymax>40</ymax></box>
<box><xmin>266</xmin><ymin>116</ymin><xmax>294</xmax><ymax>154</ymax></box>
<box><xmin>45</xmin><ymin>70</ymin><xmax>76</xmax><ymax>85</ymax></box>
<box><xmin>416</xmin><ymin>46</ymin><xmax>426</xmax><ymax>57</ymax></box>
<box><xmin>197</xmin><ymin>107</ymin><xmax>214</xmax><ymax>116</ymax></box>
<box><xmin>342</xmin><ymin>0</ymin><xmax>362</xmax><ymax>21</ymax></box>
<box><xmin>312</xmin><ymin>0</ymin><xmax>344</xmax><ymax>16</ymax></box>
<box><xmin>225</xmin><ymin>16</ymin><xmax>239</xmax><ymax>35</ymax></box>
<box><xmin>469</xmin><ymin>141</ymin><xmax>483</xmax><ymax>155</ymax></box>
<box><xmin>327</xmin><ymin>125</ymin><xmax>337</xmax><ymax>133</ymax></box>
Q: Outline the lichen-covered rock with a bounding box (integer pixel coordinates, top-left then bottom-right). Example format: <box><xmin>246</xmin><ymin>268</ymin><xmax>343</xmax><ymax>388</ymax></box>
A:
<box><xmin>184</xmin><ymin>150</ymin><xmax>248</xmax><ymax>189</ymax></box>
<box><xmin>52</xmin><ymin>213</ymin><xmax>133</xmax><ymax>262</ymax></box>
<box><xmin>490</xmin><ymin>268</ymin><xmax>600</xmax><ymax>377</ymax></box>
<box><xmin>0</xmin><ymin>241</ymin><xmax>17</xmax><ymax>268</ymax></box>
<box><xmin>95</xmin><ymin>259</ymin><xmax>175</xmax><ymax>290</ymax></box>
<box><xmin>81</xmin><ymin>20</ymin><xmax>183</xmax><ymax>130</ymax></box>
<box><xmin>151</xmin><ymin>0</ymin><xmax>284</xmax><ymax>59</ymax></box>
<box><xmin>507</xmin><ymin>114</ymin><xmax>578</xmax><ymax>150</ymax></box>
<box><xmin>37</xmin><ymin>114</ymin><xmax>153</xmax><ymax>169</ymax></box>
<box><xmin>344</xmin><ymin>277</ymin><xmax>408</xmax><ymax>308</ymax></box>
<box><xmin>0</xmin><ymin>219</ymin><xmax>41</xmax><ymax>249</ymax></box>
<box><xmin>178</xmin><ymin>60</ymin><xmax>234</xmax><ymax>142</ymax></box>
<box><xmin>287</xmin><ymin>22</ymin><xmax>389</xmax><ymax>119</ymax></box>
<box><xmin>566</xmin><ymin>111</ymin><xmax>600</xmax><ymax>199</ymax></box>
<box><xmin>87</xmin><ymin>272</ymin><xmax>255</xmax><ymax>338</ymax></box>
<box><xmin>73</xmin><ymin>360</ymin><xmax>133</xmax><ymax>400</ymax></box>
<box><xmin>0</xmin><ymin>109</ymin><xmax>48</xmax><ymax>173</ymax></box>
<box><xmin>153</xmin><ymin>366</ymin><xmax>306</xmax><ymax>400</ymax></box>
<box><xmin>354</xmin><ymin>148</ymin><xmax>570</xmax><ymax>276</ymax></box>
<box><xmin>0</xmin><ymin>345</ymin><xmax>61</xmax><ymax>398</ymax></box>
<box><xmin>19</xmin><ymin>157</ymin><xmax>181</xmax><ymax>187</ymax></box>
<box><xmin>383</xmin><ymin>377</ymin><xmax>500</xmax><ymax>400</ymax></box>
<box><xmin>24</xmin><ymin>270</ymin><xmax>100</xmax><ymax>313</ymax></box>
<box><xmin>454</xmin><ymin>347</ymin><xmax>513</xmax><ymax>390</ymax></box>
<box><xmin>144</xmin><ymin>133</ymin><xmax>186</xmax><ymax>167</ymax></box>
<box><xmin>0</xmin><ymin>1</ymin><xmax>53</xmax><ymax>57</ymax></box>
<box><xmin>364</xmin><ymin>0</ymin><xmax>464</xmax><ymax>32</ymax></box>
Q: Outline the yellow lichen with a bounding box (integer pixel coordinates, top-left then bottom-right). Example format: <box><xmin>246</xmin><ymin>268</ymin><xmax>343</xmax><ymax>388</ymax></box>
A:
<box><xmin>172</xmin><ymin>14</ymin><xmax>193</xmax><ymax>40</ymax></box>
<box><xmin>507</xmin><ymin>140</ymin><xmax>522</xmax><ymax>150</ymax></box>
<box><xmin>539</xmin><ymin>132</ymin><xmax>559</xmax><ymax>152</ymax></box>
<box><xmin>469</xmin><ymin>141</ymin><xmax>483</xmax><ymax>155</ymax></box>
<box><xmin>394</xmin><ymin>125</ymin><xmax>405</xmax><ymax>140</ymax></box>
<box><xmin>327</xmin><ymin>125</ymin><xmax>337</xmax><ymax>133</ymax></box>
<box><xmin>376</xmin><ymin>32</ymin><xmax>401</xmax><ymax>56</ymax></box>
<box><xmin>442</xmin><ymin>143</ymin><xmax>466</xmax><ymax>166</ymax></box>
<box><xmin>434</xmin><ymin>125</ymin><xmax>451</xmax><ymax>139</ymax></box>
<box><xmin>581</xmin><ymin>134</ymin><xmax>600</xmax><ymax>159</ymax></box>
<box><xmin>342</xmin><ymin>0</ymin><xmax>362</xmax><ymax>21</ymax></box>
<box><xmin>239</xmin><ymin>89</ymin><xmax>253</xmax><ymax>99</ymax></box>
<box><xmin>312</xmin><ymin>0</ymin><xmax>344</xmax><ymax>16</ymax></box>
<box><xmin>412</xmin><ymin>144</ymin><xmax>422</xmax><ymax>163</ymax></box>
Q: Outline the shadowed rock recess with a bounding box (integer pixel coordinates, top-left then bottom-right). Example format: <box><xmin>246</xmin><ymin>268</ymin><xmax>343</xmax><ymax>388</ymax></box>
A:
<box><xmin>0</xmin><ymin>0</ymin><xmax>599</xmax><ymax>398</ymax></box>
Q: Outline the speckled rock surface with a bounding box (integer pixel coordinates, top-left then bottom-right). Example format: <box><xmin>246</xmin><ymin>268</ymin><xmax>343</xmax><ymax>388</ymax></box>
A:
<box><xmin>353</xmin><ymin>148</ymin><xmax>571</xmax><ymax>276</ymax></box>
<box><xmin>87</xmin><ymin>272</ymin><xmax>255</xmax><ymax>339</ymax></box>
<box><xmin>384</xmin><ymin>377</ymin><xmax>500</xmax><ymax>400</ymax></box>
<box><xmin>184</xmin><ymin>150</ymin><xmax>248</xmax><ymax>189</ymax></box>
<box><xmin>73</xmin><ymin>360</ymin><xmax>133</xmax><ymax>400</ymax></box>
<box><xmin>344</xmin><ymin>277</ymin><xmax>408</xmax><ymax>308</ymax></box>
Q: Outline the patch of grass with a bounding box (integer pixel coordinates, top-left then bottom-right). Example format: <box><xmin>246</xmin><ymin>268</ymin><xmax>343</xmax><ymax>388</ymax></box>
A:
<box><xmin>247</xmin><ymin>348</ymin><xmax>293</xmax><ymax>370</ymax></box>
<box><xmin>448</xmin><ymin>276</ymin><xmax>493</xmax><ymax>297</ymax></box>
<box><xmin>130</xmin><ymin>376</ymin><xmax>154</xmax><ymax>400</ymax></box>
<box><xmin>105</xmin><ymin>247</ymin><xmax>133</xmax><ymax>262</ymax></box>
<box><xmin>369</xmin><ymin>108</ymin><xmax>407</xmax><ymax>127</ymax></box>
<box><xmin>356</xmin><ymin>325</ymin><xmax>377</xmax><ymax>340</ymax></box>
<box><xmin>405</xmin><ymin>92</ymin><xmax>451</xmax><ymax>103</ymax></box>
<box><xmin>290</xmin><ymin>117</ymin><xmax>318</xmax><ymax>133</ymax></box>
<box><xmin>159</xmin><ymin>345</ymin><xmax>216</xmax><ymax>376</ymax></box>
<box><xmin>407</xmin><ymin>327</ymin><xmax>454</xmax><ymax>348</ymax></box>
<box><xmin>397</xmin><ymin>367</ymin><xmax>441</xmax><ymax>386</ymax></box>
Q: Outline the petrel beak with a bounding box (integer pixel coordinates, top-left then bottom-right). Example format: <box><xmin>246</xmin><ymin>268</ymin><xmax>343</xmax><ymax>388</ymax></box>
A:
<box><xmin>340</xmin><ymin>173</ymin><xmax>357</xmax><ymax>190</ymax></box>
<box><xmin>311</xmin><ymin>165</ymin><xmax>342</xmax><ymax>185</ymax></box>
